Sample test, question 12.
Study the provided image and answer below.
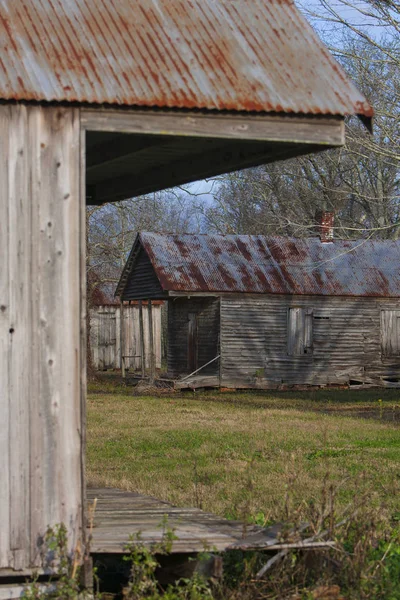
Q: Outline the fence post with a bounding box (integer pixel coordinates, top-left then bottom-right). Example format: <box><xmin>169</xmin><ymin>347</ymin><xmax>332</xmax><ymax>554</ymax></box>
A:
<box><xmin>120</xmin><ymin>299</ymin><xmax>125</xmax><ymax>379</ymax></box>
<box><xmin>139</xmin><ymin>300</ymin><xmax>146</xmax><ymax>378</ymax></box>
<box><xmin>148</xmin><ymin>300</ymin><xmax>155</xmax><ymax>384</ymax></box>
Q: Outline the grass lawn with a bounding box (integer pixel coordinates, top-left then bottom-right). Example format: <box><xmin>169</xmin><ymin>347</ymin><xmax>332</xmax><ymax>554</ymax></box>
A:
<box><xmin>87</xmin><ymin>384</ymin><xmax>400</xmax><ymax>524</ymax></box>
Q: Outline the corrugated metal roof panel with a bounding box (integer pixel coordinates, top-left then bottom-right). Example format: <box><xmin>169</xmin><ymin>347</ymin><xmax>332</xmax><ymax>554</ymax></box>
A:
<box><xmin>121</xmin><ymin>233</ymin><xmax>400</xmax><ymax>297</ymax></box>
<box><xmin>0</xmin><ymin>0</ymin><xmax>372</xmax><ymax>117</ymax></box>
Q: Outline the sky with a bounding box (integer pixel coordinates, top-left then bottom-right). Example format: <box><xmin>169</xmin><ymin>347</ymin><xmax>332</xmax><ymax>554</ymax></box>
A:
<box><xmin>299</xmin><ymin>0</ymin><xmax>381</xmax><ymax>29</ymax></box>
<box><xmin>170</xmin><ymin>0</ymin><xmax>385</xmax><ymax>209</ymax></box>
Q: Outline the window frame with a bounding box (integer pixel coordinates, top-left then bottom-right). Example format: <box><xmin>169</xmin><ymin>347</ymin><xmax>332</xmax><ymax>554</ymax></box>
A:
<box><xmin>381</xmin><ymin>309</ymin><xmax>400</xmax><ymax>357</ymax></box>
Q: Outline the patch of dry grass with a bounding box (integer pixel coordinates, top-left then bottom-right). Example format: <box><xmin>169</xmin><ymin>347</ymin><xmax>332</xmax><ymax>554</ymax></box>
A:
<box><xmin>86</xmin><ymin>388</ymin><xmax>400</xmax><ymax>523</ymax></box>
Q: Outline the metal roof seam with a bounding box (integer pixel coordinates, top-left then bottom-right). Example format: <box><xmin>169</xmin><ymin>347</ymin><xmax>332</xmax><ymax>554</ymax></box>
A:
<box><xmin>0</xmin><ymin>0</ymin><xmax>373</xmax><ymax>117</ymax></box>
<box><xmin>117</xmin><ymin>233</ymin><xmax>400</xmax><ymax>298</ymax></box>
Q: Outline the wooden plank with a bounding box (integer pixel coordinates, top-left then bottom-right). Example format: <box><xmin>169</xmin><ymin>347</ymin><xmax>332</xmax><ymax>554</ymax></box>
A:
<box><xmin>0</xmin><ymin>106</ymin><xmax>11</xmax><ymax>570</ymax></box>
<box><xmin>121</xmin><ymin>301</ymin><xmax>126</xmax><ymax>377</ymax></box>
<box><xmin>8</xmin><ymin>105</ymin><xmax>30</xmax><ymax>570</ymax></box>
<box><xmin>148</xmin><ymin>300</ymin><xmax>155</xmax><ymax>384</ymax></box>
<box><xmin>0</xmin><ymin>105</ymin><xmax>84</xmax><ymax>574</ymax></box>
<box><xmin>79</xmin><ymin>123</ymin><xmax>88</xmax><ymax>571</ymax></box>
<box><xmin>115</xmin><ymin>306</ymin><xmax>121</xmax><ymax>369</ymax></box>
<box><xmin>139</xmin><ymin>301</ymin><xmax>146</xmax><ymax>377</ymax></box>
<box><xmin>29</xmin><ymin>107</ymin><xmax>82</xmax><ymax>565</ymax></box>
<box><xmin>82</xmin><ymin>109</ymin><xmax>344</xmax><ymax>145</ymax></box>
<box><xmin>220</xmin><ymin>295</ymin><xmax>400</xmax><ymax>389</ymax></box>
<box><xmin>87</xmin><ymin>487</ymin><xmax>275</xmax><ymax>555</ymax></box>
<box><xmin>287</xmin><ymin>307</ymin><xmax>304</xmax><ymax>356</ymax></box>
<box><xmin>381</xmin><ymin>310</ymin><xmax>400</xmax><ymax>357</ymax></box>
<box><xmin>175</xmin><ymin>376</ymin><xmax>220</xmax><ymax>390</ymax></box>
<box><xmin>187</xmin><ymin>313</ymin><xmax>198</xmax><ymax>372</ymax></box>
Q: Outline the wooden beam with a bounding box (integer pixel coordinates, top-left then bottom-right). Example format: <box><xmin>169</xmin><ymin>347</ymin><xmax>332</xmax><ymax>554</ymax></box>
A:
<box><xmin>0</xmin><ymin>105</ymin><xmax>83</xmax><ymax>573</ymax></box>
<box><xmin>120</xmin><ymin>299</ymin><xmax>125</xmax><ymax>379</ymax></box>
<box><xmin>79</xmin><ymin>117</ymin><xmax>89</xmax><ymax>575</ymax></box>
<box><xmin>139</xmin><ymin>300</ymin><xmax>146</xmax><ymax>378</ymax></box>
<box><xmin>82</xmin><ymin>108</ymin><xmax>344</xmax><ymax>146</ymax></box>
<box><xmin>148</xmin><ymin>300</ymin><xmax>155</xmax><ymax>385</ymax></box>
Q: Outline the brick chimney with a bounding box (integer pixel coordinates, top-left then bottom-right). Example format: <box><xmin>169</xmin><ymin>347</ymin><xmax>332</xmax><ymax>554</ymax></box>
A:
<box><xmin>315</xmin><ymin>210</ymin><xmax>334</xmax><ymax>242</ymax></box>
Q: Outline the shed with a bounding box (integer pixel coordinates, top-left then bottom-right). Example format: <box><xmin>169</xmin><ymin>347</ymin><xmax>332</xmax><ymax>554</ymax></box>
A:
<box><xmin>117</xmin><ymin>229</ymin><xmax>400</xmax><ymax>389</ymax></box>
<box><xmin>0</xmin><ymin>0</ymin><xmax>372</xmax><ymax>588</ymax></box>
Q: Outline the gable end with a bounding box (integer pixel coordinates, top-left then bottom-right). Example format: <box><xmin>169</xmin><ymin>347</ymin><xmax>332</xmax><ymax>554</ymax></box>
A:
<box><xmin>120</xmin><ymin>246</ymin><xmax>167</xmax><ymax>301</ymax></box>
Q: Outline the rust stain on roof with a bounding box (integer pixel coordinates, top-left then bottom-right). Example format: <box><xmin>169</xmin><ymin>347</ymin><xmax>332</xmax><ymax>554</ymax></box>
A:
<box><xmin>0</xmin><ymin>0</ymin><xmax>372</xmax><ymax>118</ymax></box>
<box><xmin>117</xmin><ymin>233</ymin><xmax>400</xmax><ymax>298</ymax></box>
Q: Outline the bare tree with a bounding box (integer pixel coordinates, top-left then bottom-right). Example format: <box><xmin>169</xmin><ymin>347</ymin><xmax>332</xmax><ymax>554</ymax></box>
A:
<box><xmin>87</xmin><ymin>189</ymin><xmax>205</xmax><ymax>300</ymax></box>
<box><xmin>207</xmin><ymin>4</ymin><xmax>399</xmax><ymax>239</ymax></box>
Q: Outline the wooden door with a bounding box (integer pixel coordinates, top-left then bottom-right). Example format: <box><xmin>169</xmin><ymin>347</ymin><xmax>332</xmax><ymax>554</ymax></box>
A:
<box><xmin>98</xmin><ymin>310</ymin><xmax>117</xmax><ymax>369</ymax></box>
<box><xmin>188</xmin><ymin>313</ymin><xmax>198</xmax><ymax>373</ymax></box>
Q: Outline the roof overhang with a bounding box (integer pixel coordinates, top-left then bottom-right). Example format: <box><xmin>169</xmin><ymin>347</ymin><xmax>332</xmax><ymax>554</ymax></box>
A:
<box><xmin>83</xmin><ymin>108</ymin><xmax>345</xmax><ymax>204</ymax></box>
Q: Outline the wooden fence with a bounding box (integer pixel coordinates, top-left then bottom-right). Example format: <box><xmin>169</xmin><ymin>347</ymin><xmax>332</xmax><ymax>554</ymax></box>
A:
<box><xmin>90</xmin><ymin>303</ymin><xmax>162</xmax><ymax>371</ymax></box>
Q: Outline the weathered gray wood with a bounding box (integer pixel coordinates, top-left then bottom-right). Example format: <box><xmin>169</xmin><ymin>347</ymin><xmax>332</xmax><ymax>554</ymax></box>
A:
<box><xmin>175</xmin><ymin>376</ymin><xmax>221</xmax><ymax>390</ymax></box>
<box><xmin>0</xmin><ymin>105</ymin><xmax>83</xmax><ymax>574</ymax></box>
<box><xmin>148</xmin><ymin>300</ymin><xmax>155</xmax><ymax>384</ymax></box>
<box><xmin>87</xmin><ymin>488</ymin><xmax>266</xmax><ymax>554</ymax></box>
<box><xmin>0</xmin><ymin>106</ymin><xmax>11</xmax><ymax>570</ymax></box>
<box><xmin>29</xmin><ymin>106</ymin><xmax>83</xmax><ymax>566</ymax></box>
<box><xmin>139</xmin><ymin>301</ymin><xmax>146</xmax><ymax>377</ymax></box>
<box><xmin>381</xmin><ymin>310</ymin><xmax>400</xmax><ymax>357</ymax></box>
<box><xmin>8</xmin><ymin>105</ymin><xmax>31</xmax><ymax>569</ymax></box>
<box><xmin>82</xmin><ymin>109</ymin><xmax>344</xmax><ymax>145</ymax></box>
<box><xmin>79</xmin><ymin>124</ymin><xmax>89</xmax><ymax>583</ymax></box>
<box><xmin>89</xmin><ymin>304</ymin><xmax>162</xmax><ymax>371</ymax></box>
<box><xmin>168</xmin><ymin>298</ymin><xmax>220</xmax><ymax>378</ymax></box>
<box><xmin>288</xmin><ymin>307</ymin><xmax>303</xmax><ymax>356</ymax></box>
<box><xmin>220</xmin><ymin>295</ymin><xmax>400</xmax><ymax>388</ymax></box>
<box><xmin>120</xmin><ymin>300</ymin><xmax>126</xmax><ymax>378</ymax></box>
<box><xmin>187</xmin><ymin>313</ymin><xmax>198</xmax><ymax>372</ymax></box>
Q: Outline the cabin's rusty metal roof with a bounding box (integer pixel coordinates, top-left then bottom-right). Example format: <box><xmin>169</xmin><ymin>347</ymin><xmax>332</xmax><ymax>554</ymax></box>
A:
<box><xmin>118</xmin><ymin>233</ymin><xmax>400</xmax><ymax>298</ymax></box>
<box><xmin>0</xmin><ymin>0</ymin><xmax>372</xmax><ymax>118</ymax></box>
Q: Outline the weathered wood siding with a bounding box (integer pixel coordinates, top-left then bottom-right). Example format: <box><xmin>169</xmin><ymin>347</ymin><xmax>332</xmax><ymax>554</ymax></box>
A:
<box><xmin>90</xmin><ymin>304</ymin><xmax>162</xmax><ymax>370</ymax></box>
<box><xmin>122</xmin><ymin>248</ymin><xmax>167</xmax><ymax>300</ymax></box>
<box><xmin>220</xmin><ymin>295</ymin><xmax>400</xmax><ymax>388</ymax></box>
<box><xmin>168</xmin><ymin>298</ymin><xmax>220</xmax><ymax>377</ymax></box>
<box><xmin>0</xmin><ymin>105</ymin><xmax>82</xmax><ymax>573</ymax></box>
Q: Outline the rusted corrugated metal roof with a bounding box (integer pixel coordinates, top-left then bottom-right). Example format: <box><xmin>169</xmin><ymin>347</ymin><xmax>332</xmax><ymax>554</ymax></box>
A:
<box><xmin>0</xmin><ymin>0</ymin><xmax>372</xmax><ymax>118</ymax></box>
<box><xmin>119</xmin><ymin>233</ymin><xmax>400</xmax><ymax>298</ymax></box>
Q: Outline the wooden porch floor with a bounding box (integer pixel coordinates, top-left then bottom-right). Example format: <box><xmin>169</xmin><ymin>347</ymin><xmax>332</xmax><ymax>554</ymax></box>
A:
<box><xmin>88</xmin><ymin>488</ymin><xmax>278</xmax><ymax>554</ymax></box>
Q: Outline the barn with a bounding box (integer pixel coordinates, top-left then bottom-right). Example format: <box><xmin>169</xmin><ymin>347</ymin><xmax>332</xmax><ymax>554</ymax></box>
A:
<box><xmin>116</xmin><ymin>225</ymin><xmax>400</xmax><ymax>390</ymax></box>
<box><xmin>0</xmin><ymin>0</ymin><xmax>372</xmax><ymax>591</ymax></box>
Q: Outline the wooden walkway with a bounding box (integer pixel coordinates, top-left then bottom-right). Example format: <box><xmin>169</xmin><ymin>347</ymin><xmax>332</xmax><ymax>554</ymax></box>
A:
<box><xmin>88</xmin><ymin>488</ymin><xmax>279</xmax><ymax>555</ymax></box>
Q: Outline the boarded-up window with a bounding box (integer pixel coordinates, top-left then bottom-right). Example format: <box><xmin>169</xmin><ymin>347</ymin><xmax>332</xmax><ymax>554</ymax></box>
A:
<box><xmin>381</xmin><ymin>310</ymin><xmax>400</xmax><ymax>357</ymax></box>
<box><xmin>288</xmin><ymin>308</ymin><xmax>313</xmax><ymax>356</ymax></box>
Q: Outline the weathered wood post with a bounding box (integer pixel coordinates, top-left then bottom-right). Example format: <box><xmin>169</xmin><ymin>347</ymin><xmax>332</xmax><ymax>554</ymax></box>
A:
<box><xmin>120</xmin><ymin>299</ymin><xmax>125</xmax><ymax>378</ymax></box>
<box><xmin>139</xmin><ymin>300</ymin><xmax>146</xmax><ymax>378</ymax></box>
<box><xmin>148</xmin><ymin>300</ymin><xmax>156</xmax><ymax>384</ymax></box>
<box><xmin>0</xmin><ymin>105</ymin><xmax>83</xmax><ymax>574</ymax></box>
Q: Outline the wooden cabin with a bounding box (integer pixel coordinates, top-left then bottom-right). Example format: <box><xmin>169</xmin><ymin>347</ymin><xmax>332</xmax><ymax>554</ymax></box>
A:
<box><xmin>0</xmin><ymin>0</ymin><xmax>372</xmax><ymax>592</ymax></box>
<box><xmin>117</xmin><ymin>228</ymin><xmax>400</xmax><ymax>390</ymax></box>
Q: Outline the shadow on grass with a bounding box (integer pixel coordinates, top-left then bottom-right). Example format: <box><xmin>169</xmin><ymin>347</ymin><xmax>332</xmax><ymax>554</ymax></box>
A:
<box><xmin>88</xmin><ymin>374</ymin><xmax>400</xmax><ymax>423</ymax></box>
<box><xmin>184</xmin><ymin>389</ymin><xmax>400</xmax><ymax>424</ymax></box>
